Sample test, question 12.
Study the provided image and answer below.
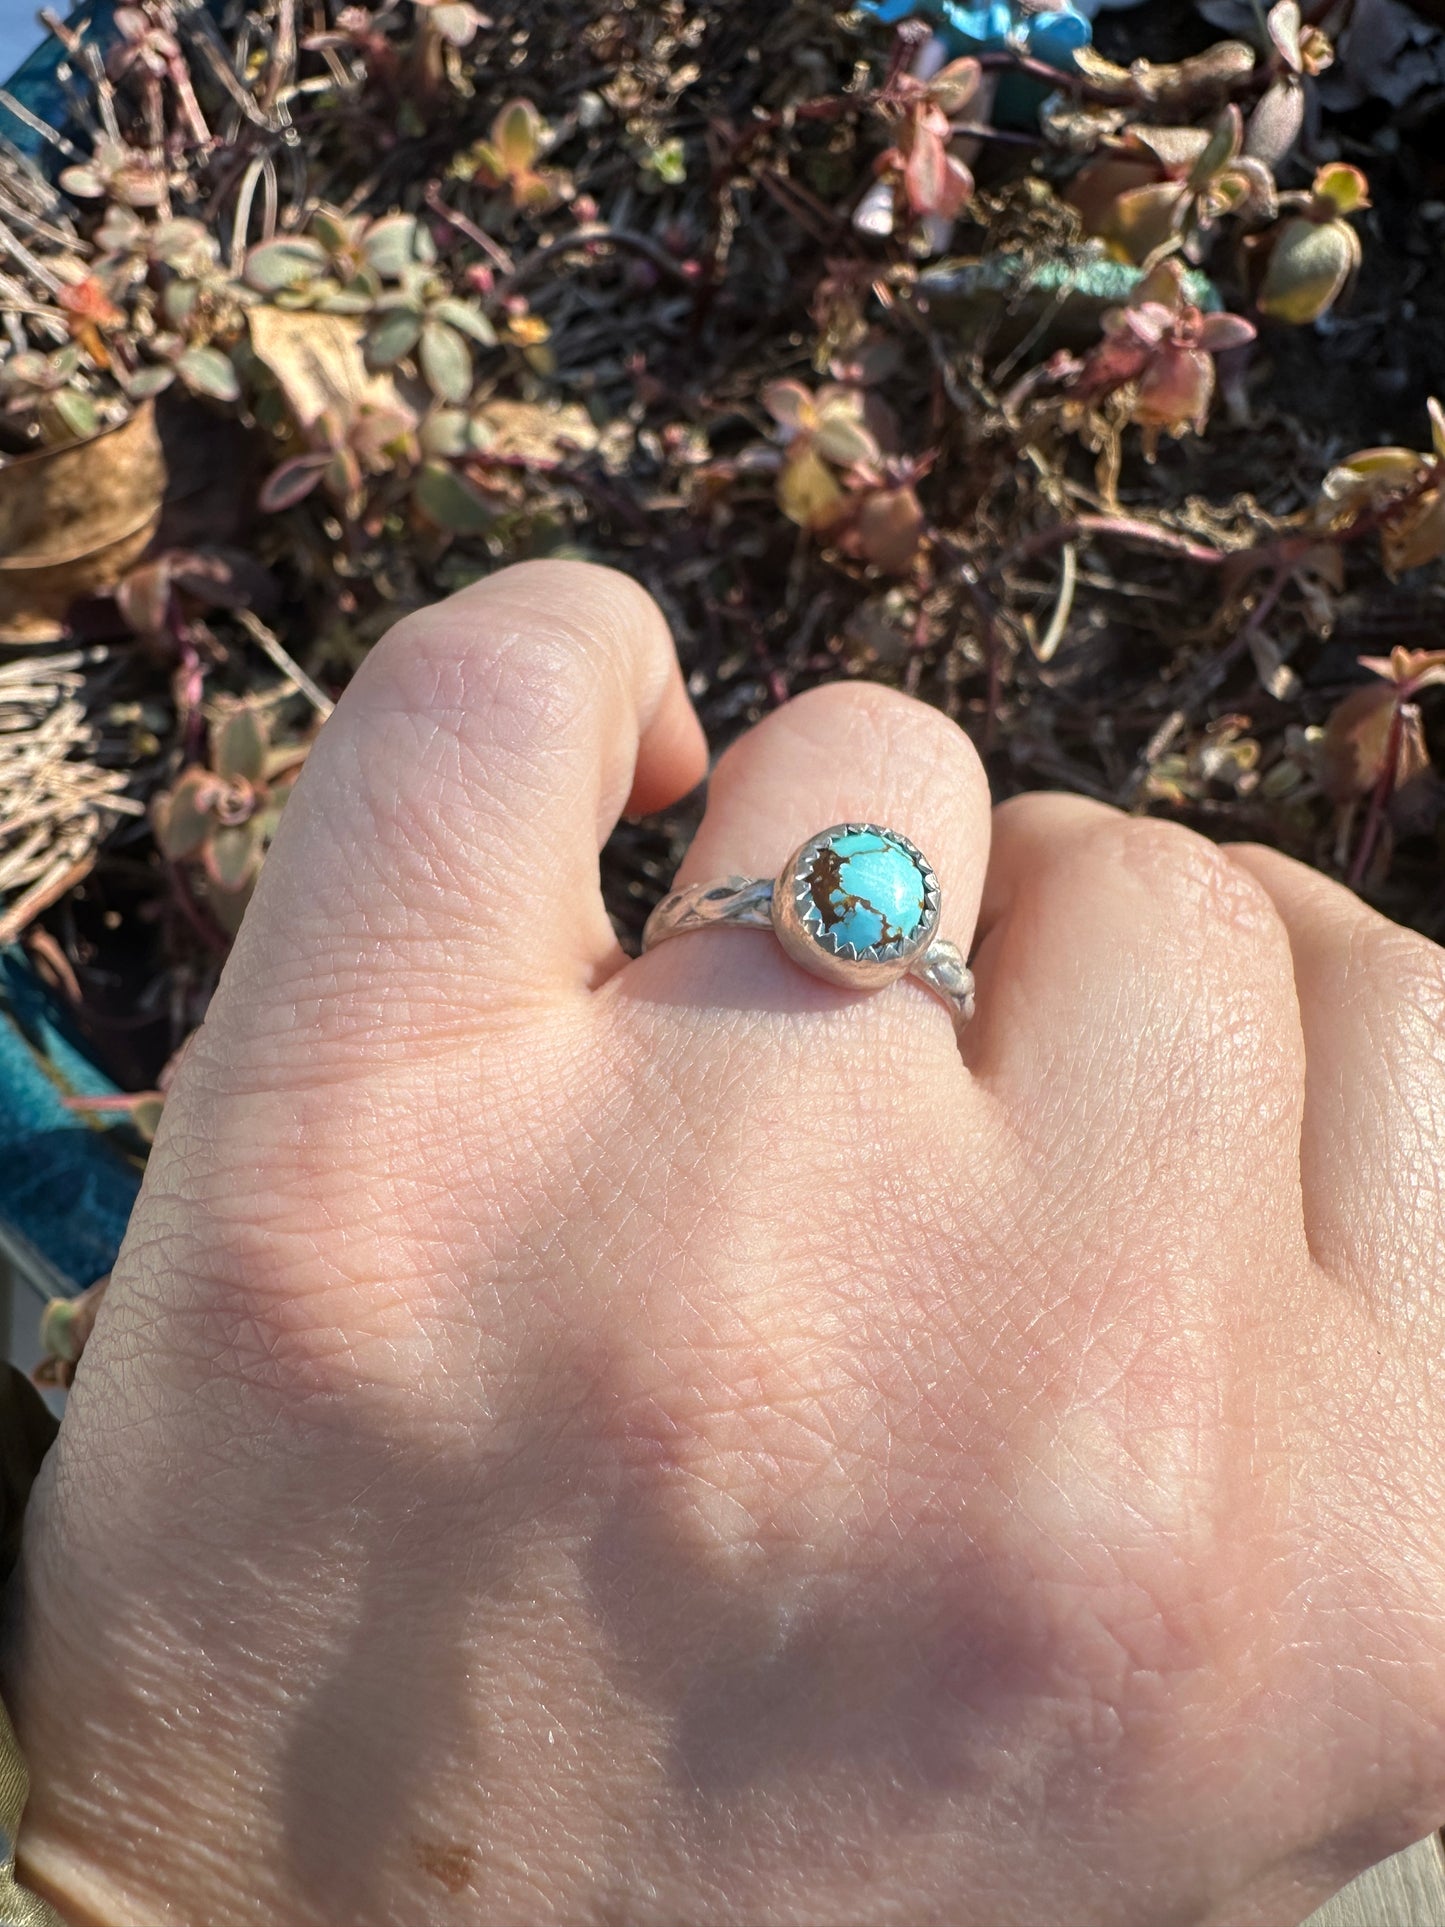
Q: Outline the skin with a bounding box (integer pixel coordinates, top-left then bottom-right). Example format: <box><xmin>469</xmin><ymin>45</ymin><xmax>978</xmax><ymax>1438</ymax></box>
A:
<box><xmin>1</xmin><ymin>558</ymin><xmax>1442</xmax><ymax>1927</ymax></box>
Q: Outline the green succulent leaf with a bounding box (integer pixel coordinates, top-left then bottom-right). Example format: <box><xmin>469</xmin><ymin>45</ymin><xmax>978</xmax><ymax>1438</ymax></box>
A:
<box><xmin>176</xmin><ymin>345</ymin><xmax>241</xmax><ymax>401</ymax></box>
<box><xmin>1258</xmin><ymin>217</ymin><xmax>1357</xmax><ymax>323</ymax></box>
<box><xmin>419</xmin><ymin>318</ymin><xmax>473</xmax><ymax>402</ymax></box>
<box><xmin>154</xmin><ymin>768</ymin><xmax>215</xmax><ymax>859</ymax></box>
<box><xmin>215</xmin><ymin>704</ymin><xmax>269</xmax><ymax>783</ymax></box>
<box><xmin>366</xmin><ymin>305</ymin><xmax>425</xmax><ymax>366</ymax></box>
<box><xmin>363</xmin><ymin>213</ymin><xmax>420</xmax><ymax>279</ymax></box>
<box><xmin>123</xmin><ymin>363</ymin><xmax>176</xmax><ymax>400</ymax></box>
<box><xmin>51</xmin><ymin>389</ymin><xmax>100</xmax><ymax>439</ymax></box>
<box><xmin>493</xmin><ymin>99</ymin><xmax>543</xmax><ymax>174</ymax></box>
<box><xmin>419</xmin><ymin>408</ymin><xmax>471</xmax><ymax>458</ymax></box>
<box><xmin>244</xmin><ymin>236</ymin><xmax>328</xmax><ymax>293</ymax></box>
<box><xmin>413</xmin><ymin>461</ymin><xmax>494</xmax><ymax>532</ymax></box>
<box><xmin>430</xmin><ymin>298</ymin><xmax>498</xmax><ymax>347</ymax></box>
<box><xmin>1312</xmin><ymin>162</ymin><xmax>1369</xmax><ymax>216</ymax></box>
<box><xmin>206</xmin><ymin>819</ymin><xmax>265</xmax><ymax>892</ymax></box>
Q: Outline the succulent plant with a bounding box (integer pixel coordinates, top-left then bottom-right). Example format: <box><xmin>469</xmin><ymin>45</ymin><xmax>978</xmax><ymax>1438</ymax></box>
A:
<box><xmin>152</xmin><ymin>700</ymin><xmax>305</xmax><ymax>931</ymax></box>
<box><xmin>1067</xmin><ymin>258</ymin><xmax>1256</xmax><ymax>449</ymax></box>
<box><xmin>1319</xmin><ymin>399</ymin><xmax>1445</xmax><ymax>575</ymax></box>
<box><xmin>455</xmin><ymin>99</ymin><xmax>573</xmax><ymax>212</ymax></box>
<box><xmin>1255</xmin><ymin>163</ymin><xmax>1369</xmax><ymax>326</ymax></box>
<box><xmin>1070</xmin><ymin>105</ymin><xmax>1276</xmax><ymax>266</ymax></box>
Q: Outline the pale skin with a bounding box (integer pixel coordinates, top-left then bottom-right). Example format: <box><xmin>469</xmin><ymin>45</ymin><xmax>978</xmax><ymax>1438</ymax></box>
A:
<box><xmin>2</xmin><ymin>559</ymin><xmax>1443</xmax><ymax>1927</ymax></box>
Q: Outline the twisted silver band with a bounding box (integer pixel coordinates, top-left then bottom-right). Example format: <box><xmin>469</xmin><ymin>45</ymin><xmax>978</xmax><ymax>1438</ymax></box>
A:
<box><xmin>641</xmin><ymin>824</ymin><xmax>976</xmax><ymax>1036</ymax></box>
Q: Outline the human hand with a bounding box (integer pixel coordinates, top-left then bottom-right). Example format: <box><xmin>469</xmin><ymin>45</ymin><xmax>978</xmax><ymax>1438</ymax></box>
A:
<box><xmin>4</xmin><ymin>561</ymin><xmax>1443</xmax><ymax>1927</ymax></box>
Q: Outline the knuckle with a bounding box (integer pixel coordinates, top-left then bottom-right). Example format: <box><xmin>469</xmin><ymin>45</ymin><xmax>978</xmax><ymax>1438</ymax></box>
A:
<box><xmin>360</xmin><ymin>610</ymin><xmax>597</xmax><ymax>765</ymax></box>
<box><xmin>1085</xmin><ymin>814</ymin><xmax>1286</xmax><ymax>950</ymax></box>
<box><xmin>1355</xmin><ymin>924</ymin><xmax>1445</xmax><ymax>1055</ymax></box>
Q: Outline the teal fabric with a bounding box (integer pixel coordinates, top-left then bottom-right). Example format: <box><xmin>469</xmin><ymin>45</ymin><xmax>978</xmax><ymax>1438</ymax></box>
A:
<box><xmin>0</xmin><ymin>951</ymin><xmax>141</xmax><ymax>1290</ymax></box>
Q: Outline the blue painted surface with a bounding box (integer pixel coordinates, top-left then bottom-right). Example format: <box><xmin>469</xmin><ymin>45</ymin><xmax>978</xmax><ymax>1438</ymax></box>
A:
<box><xmin>0</xmin><ymin>2</ymin><xmax>224</xmax><ymax>168</ymax></box>
<box><xmin>861</xmin><ymin>0</ymin><xmax>1091</xmax><ymax>70</ymax></box>
<box><xmin>0</xmin><ymin>951</ymin><xmax>142</xmax><ymax>1291</ymax></box>
<box><xmin>808</xmin><ymin>831</ymin><xmax>927</xmax><ymax>952</ymax></box>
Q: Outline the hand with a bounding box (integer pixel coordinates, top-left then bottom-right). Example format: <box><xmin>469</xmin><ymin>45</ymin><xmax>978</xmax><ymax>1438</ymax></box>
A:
<box><xmin>4</xmin><ymin>562</ymin><xmax>1442</xmax><ymax>1927</ymax></box>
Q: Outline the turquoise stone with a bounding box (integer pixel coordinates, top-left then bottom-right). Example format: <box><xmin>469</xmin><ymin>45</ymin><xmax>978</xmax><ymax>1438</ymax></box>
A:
<box><xmin>805</xmin><ymin>830</ymin><xmax>927</xmax><ymax>952</ymax></box>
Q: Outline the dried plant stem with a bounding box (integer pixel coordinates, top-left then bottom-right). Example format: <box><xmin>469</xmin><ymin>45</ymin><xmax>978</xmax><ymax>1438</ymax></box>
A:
<box><xmin>234</xmin><ymin>609</ymin><xmax>334</xmax><ymax>718</ymax></box>
<box><xmin>1347</xmin><ymin>698</ymin><xmax>1407</xmax><ymax>892</ymax></box>
<box><xmin>1034</xmin><ymin>540</ymin><xmax>1077</xmax><ymax>663</ymax></box>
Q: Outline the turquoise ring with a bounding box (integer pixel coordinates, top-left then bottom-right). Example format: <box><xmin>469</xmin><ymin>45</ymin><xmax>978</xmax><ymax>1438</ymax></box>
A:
<box><xmin>641</xmin><ymin>822</ymin><xmax>975</xmax><ymax>1035</ymax></box>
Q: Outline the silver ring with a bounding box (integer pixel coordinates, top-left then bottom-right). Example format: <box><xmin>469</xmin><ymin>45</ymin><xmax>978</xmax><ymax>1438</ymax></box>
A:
<box><xmin>641</xmin><ymin>822</ymin><xmax>975</xmax><ymax>1035</ymax></box>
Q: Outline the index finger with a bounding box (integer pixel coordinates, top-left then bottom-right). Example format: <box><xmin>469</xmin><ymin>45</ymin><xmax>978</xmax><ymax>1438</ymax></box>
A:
<box><xmin>193</xmin><ymin>560</ymin><xmax>706</xmax><ymax>1093</ymax></box>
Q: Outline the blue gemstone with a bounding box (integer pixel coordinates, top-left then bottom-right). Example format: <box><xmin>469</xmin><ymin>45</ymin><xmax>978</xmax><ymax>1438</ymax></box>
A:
<box><xmin>806</xmin><ymin>830</ymin><xmax>927</xmax><ymax>953</ymax></box>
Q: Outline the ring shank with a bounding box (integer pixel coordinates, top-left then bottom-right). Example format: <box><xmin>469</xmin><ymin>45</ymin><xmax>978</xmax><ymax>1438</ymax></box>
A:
<box><xmin>641</xmin><ymin>878</ymin><xmax>975</xmax><ymax>1036</ymax></box>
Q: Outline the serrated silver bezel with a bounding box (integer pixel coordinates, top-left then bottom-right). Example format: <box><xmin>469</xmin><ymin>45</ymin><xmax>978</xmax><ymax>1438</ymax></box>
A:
<box><xmin>771</xmin><ymin>822</ymin><xmax>941</xmax><ymax>990</ymax></box>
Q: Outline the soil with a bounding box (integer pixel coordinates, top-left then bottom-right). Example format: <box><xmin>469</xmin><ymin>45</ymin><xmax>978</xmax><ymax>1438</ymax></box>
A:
<box><xmin>5</xmin><ymin>0</ymin><xmax>1444</xmax><ymax>1099</ymax></box>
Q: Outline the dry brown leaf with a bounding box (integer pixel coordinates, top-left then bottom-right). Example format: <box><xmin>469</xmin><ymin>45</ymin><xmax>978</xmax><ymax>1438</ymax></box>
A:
<box><xmin>0</xmin><ymin>404</ymin><xmax>166</xmax><ymax>644</ymax></box>
<box><xmin>247</xmin><ymin>306</ymin><xmax>402</xmax><ymax>430</ymax></box>
<box><xmin>473</xmin><ymin>397</ymin><xmax>600</xmax><ymax>464</ymax></box>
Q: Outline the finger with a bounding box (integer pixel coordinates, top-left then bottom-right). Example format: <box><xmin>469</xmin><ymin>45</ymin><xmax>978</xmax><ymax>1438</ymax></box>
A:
<box><xmin>197</xmin><ymin>561</ymin><xmax>706</xmax><ymax>1087</ymax></box>
<box><xmin>1224</xmin><ymin>842</ymin><xmax>1445</xmax><ymax>1323</ymax></box>
<box><xmin>622</xmin><ymin>680</ymin><xmax>991</xmax><ymax>1049</ymax></box>
<box><xmin>965</xmin><ymin>794</ymin><xmax>1308</xmax><ymax>1231</ymax></box>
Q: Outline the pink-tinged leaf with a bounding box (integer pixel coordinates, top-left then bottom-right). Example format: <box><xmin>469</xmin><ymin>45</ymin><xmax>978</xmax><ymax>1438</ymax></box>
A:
<box><xmin>1257</xmin><ymin>217</ymin><xmax>1355</xmax><ymax>323</ymax></box>
<box><xmin>1360</xmin><ymin>646</ymin><xmax>1445</xmax><ymax>690</ymax></box>
<box><xmin>1075</xmin><ymin>327</ymin><xmax>1151</xmax><ymax>399</ymax></box>
<box><xmin>1267</xmin><ymin>0</ymin><xmax>1303</xmax><ymax>70</ymax></box>
<box><xmin>1187</xmin><ymin>105</ymin><xmax>1243</xmax><ymax>188</ymax></box>
<box><xmin>903</xmin><ymin>120</ymin><xmax>950</xmax><ymax>218</ymax></box>
<box><xmin>116</xmin><ymin>558</ymin><xmax>173</xmax><ymax>636</ymax></box>
<box><xmin>1382</xmin><ymin>488</ymin><xmax>1445</xmax><ymax>576</ymax></box>
<box><xmin>852</xmin><ymin>485</ymin><xmax>925</xmax><ymax>575</ymax></box>
<box><xmin>1118</xmin><ymin>302</ymin><xmax>1171</xmax><ymax>346</ymax></box>
<box><xmin>1320</xmin><ymin>681</ymin><xmax>1413</xmax><ymax>802</ymax></box>
<box><xmin>1197</xmin><ymin>312</ymin><xmax>1257</xmax><ymax>352</ymax></box>
<box><xmin>1298</xmin><ymin>23</ymin><xmax>1334</xmax><ymax>73</ymax></box>
<box><xmin>1312</xmin><ymin>162</ymin><xmax>1369</xmax><ymax>215</ymax></box>
<box><xmin>778</xmin><ymin>446</ymin><xmax>848</xmax><ymax>531</ymax></box>
<box><xmin>927</xmin><ymin>56</ymin><xmax>981</xmax><ymax>115</ymax></box>
<box><xmin>812</xmin><ymin>398</ymin><xmax>880</xmax><ymax>467</ymax></box>
<box><xmin>761</xmin><ymin>379</ymin><xmax>814</xmax><ymax>435</ymax></box>
<box><xmin>1134</xmin><ymin>343</ymin><xmax>1214</xmax><ymax>435</ymax></box>
<box><xmin>431</xmin><ymin>2</ymin><xmax>481</xmax><ymax>45</ymax></box>
<box><xmin>258</xmin><ymin>452</ymin><xmax>330</xmax><ymax>512</ymax></box>
<box><xmin>933</xmin><ymin>153</ymin><xmax>974</xmax><ymax>220</ymax></box>
<box><xmin>153</xmin><ymin>767</ymin><xmax>216</xmax><ymax>858</ymax></box>
<box><xmin>1244</xmin><ymin>77</ymin><xmax>1304</xmax><ymax>167</ymax></box>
